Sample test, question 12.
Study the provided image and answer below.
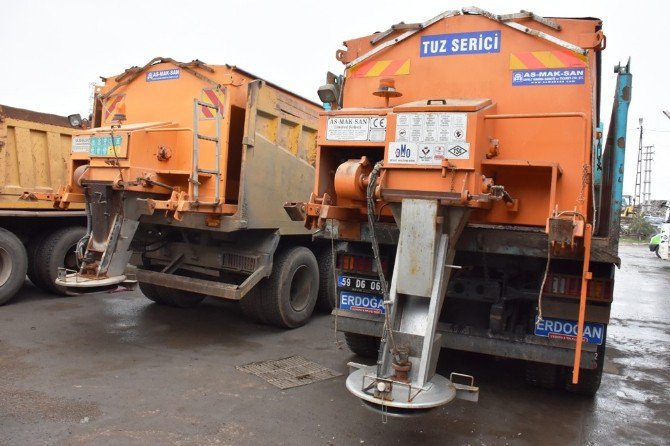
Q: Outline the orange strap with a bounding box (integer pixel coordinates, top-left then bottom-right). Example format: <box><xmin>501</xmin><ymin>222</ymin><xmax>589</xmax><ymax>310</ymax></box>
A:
<box><xmin>572</xmin><ymin>223</ymin><xmax>593</xmax><ymax>384</ymax></box>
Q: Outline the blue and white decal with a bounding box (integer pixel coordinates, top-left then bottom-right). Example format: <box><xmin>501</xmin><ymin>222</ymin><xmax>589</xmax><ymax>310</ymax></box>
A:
<box><xmin>420</xmin><ymin>31</ymin><xmax>501</xmax><ymax>57</ymax></box>
<box><xmin>340</xmin><ymin>291</ymin><xmax>385</xmax><ymax>315</ymax></box>
<box><xmin>534</xmin><ymin>317</ymin><xmax>604</xmax><ymax>345</ymax></box>
<box><xmin>146</xmin><ymin>68</ymin><xmax>180</xmax><ymax>82</ymax></box>
<box><xmin>387</xmin><ymin>142</ymin><xmax>418</xmax><ymax>164</ymax></box>
<box><xmin>512</xmin><ymin>69</ymin><xmax>585</xmax><ymax>86</ymax></box>
<box><xmin>89</xmin><ymin>135</ymin><xmax>122</xmax><ymax>156</ymax></box>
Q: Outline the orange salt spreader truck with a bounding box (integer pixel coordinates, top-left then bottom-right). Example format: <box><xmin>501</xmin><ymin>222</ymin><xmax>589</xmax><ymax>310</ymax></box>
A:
<box><xmin>53</xmin><ymin>57</ymin><xmax>328</xmax><ymax>328</ymax></box>
<box><xmin>285</xmin><ymin>7</ymin><xmax>632</xmax><ymax>415</ymax></box>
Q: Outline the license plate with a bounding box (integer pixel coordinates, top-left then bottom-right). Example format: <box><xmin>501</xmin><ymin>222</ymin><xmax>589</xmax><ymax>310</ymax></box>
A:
<box><xmin>337</xmin><ymin>274</ymin><xmax>382</xmax><ymax>293</ymax></box>
<box><xmin>534</xmin><ymin>317</ymin><xmax>604</xmax><ymax>345</ymax></box>
<box><xmin>339</xmin><ymin>291</ymin><xmax>385</xmax><ymax>315</ymax></box>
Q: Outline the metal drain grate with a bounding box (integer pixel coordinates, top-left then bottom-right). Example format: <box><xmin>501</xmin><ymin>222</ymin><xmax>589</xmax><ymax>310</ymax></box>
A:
<box><xmin>236</xmin><ymin>355</ymin><xmax>341</xmax><ymax>389</ymax></box>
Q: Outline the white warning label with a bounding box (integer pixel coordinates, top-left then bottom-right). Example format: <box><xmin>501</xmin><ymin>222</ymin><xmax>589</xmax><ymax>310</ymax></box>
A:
<box><xmin>395</xmin><ymin>112</ymin><xmax>467</xmax><ymax>143</ymax></box>
<box><xmin>326</xmin><ymin>116</ymin><xmax>387</xmax><ymax>141</ymax></box>
<box><xmin>393</xmin><ymin>112</ymin><xmax>469</xmax><ymax>163</ymax></box>
<box><xmin>71</xmin><ymin>136</ymin><xmax>91</xmax><ymax>153</ymax></box>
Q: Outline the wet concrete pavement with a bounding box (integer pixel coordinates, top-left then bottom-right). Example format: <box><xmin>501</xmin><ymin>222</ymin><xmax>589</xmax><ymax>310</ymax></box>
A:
<box><xmin>0</xmin><ymin>243</ymin><xmax>668</xmax><ymax>445</ymax></box>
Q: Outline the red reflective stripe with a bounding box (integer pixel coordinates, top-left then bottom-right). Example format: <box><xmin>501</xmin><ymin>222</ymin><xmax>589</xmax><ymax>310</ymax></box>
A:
<box><xmin>552</xmin><ymin>50</ymin><xmax>587</xmax><ymax>68</ymax></box>
<box><xmin>380</xmin><ymin>58</ymin><xmax>407</xmax><ymax>76</ymax></box>
<box><xmin>204</xmin><ymin>89</ymin><xmax>222</xmax><ymax>111</ymax></box>
<box><xmin>201</xmin><ymin>106</ymin><xmax>214</xmax><ymax>118</ymax></box>
<box><xmin>514</xmin><ymin>52</ymin><xmax>545</xmax><ymax>70</ymax></box>
<box><xmin>350</xmin><ymin>61</ymin><xmax>376</xmax><ymax>78</ymax></box>
<box><xmin>104</xmin><ymin>96</ymin><xmax>123</xmax><ymax>120</ymax></box>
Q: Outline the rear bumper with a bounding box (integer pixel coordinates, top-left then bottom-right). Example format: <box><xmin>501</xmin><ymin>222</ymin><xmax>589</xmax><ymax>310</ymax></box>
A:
<box><xmin>332</xmin><ymin>309</ymin><xmax>599</xmax><ymax>369</ymax></box>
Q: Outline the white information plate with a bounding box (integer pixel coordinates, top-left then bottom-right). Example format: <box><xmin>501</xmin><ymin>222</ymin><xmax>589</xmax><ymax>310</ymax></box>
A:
<box><xmin>368</xmin><ymin>116</ymin><xmax>387</xmax><ymax>142</ymax></box>
<box><xmin>395</xmin><ymin>112</ymin><xmax>467</xmax><ymax>143</ymax></box>
<box><xmin>71</xmin><ymin>136</ymin><xmax>91</xmax><ymax>153</ymax></box>
<box><xmin>326</xmin><ymin>116</ymin><xmax>387</xmax><ymax>141</ymax></box>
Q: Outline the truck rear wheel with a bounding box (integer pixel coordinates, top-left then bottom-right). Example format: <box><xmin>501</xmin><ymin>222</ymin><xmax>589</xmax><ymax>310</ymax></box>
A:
<box><xmin>316</xmin><ymin>248</ymin><xmax>337</xmax><ymax>312</ymax></box>
<box><xmin>563</xmin><ymin>328</ymin><xmax>607</xmax><ymax>396</ymax></box>
<box><xmin>563</xmin><ymin>361</ymin><xmax>604</xmax><ymax>396</ymax></box>
<box><xmin>138</xmin><ymin>281</ymin><xmax>171</xmax><ymax>305</ymax></box>
<box><xmin>27</xmin><ymin>232</ymin><xmax>49</xmax><ymax>290</ymax></box>
<box><xmin>259</xmin><ymin>246</ymin><xmax>319</xmax><ymax>328</ymax></box>
<box><xmin>34</xmin><ymin>226</ymin><xmax>87</xmax><ymax>296</ymax></box>
<box><xmin>162</xmin><ymin>288</ymin><xmax>205</xmax><ymax>308</ymax></box>
<box><xmin>0</xmin><ymin>228</ymin><xmax>28</xmax><ymax>305</ymax></box>
<box><xmin>240</xmin><ymin>289</ymin><xmax>268</xmax><ymax>324</ymax></box>
<box><xmin>138</xmin><ymin>280</ymin><xmax>205</xmax><ymax>308</ymax></box>
<box><xmin>524</xmin><ymin>361</ymin><xmax>560</xmax><ymax>389</ymax></box>
<box><xmin>344</xmin><ymin>333</ymin><xmax>380</xmax><ymax>358</ymax></box>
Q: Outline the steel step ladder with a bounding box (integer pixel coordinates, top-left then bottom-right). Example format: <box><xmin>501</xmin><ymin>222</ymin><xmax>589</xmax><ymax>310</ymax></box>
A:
<box><xmin>191</xmin><ymin>99</ymin><xmax>222</xmax><ymax>207</ymax></box>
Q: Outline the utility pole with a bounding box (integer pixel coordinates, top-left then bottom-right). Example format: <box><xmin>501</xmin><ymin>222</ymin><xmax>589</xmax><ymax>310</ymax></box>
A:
<box><xmin>642</xmin><ymin>145</ymin><xmax>654</xmax><ymax>213</ymax></box>
<box><xmin>634</xmin><ymin>118</ymin><xmax>643</xmax><ymax>210</ymax></box>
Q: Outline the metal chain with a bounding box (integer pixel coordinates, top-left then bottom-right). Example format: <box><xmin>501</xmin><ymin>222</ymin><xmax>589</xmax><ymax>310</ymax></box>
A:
<box><xmin>366</xmin><ymin>163</ymin><xmax>398</xmax><ymax>371</ymax></box>
<box><xmin>537</xmin><ymin>240</ymin><xmax>553</xmax><ymax>324</ymax></box>
<box><xmin>450</xmin><ymin>165</ymin><xmax>457</xmax><ymax>192</ymax></box>
<box><xmin>577</xmin><ymin>163</ymin><xmax>589</xmax><ymax>205</ymax></box>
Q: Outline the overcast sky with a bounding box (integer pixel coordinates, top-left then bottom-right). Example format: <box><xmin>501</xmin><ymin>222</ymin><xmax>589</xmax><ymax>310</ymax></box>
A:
<box><xmin>2</xmin><ymin>1</ymin><xmax>667</xmax><ymax>198</ymax></box>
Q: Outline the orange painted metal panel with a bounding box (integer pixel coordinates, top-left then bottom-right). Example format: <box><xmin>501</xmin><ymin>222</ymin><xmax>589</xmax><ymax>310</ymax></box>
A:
<box><xmin>312</xmin><ymin>13</ymin><xmax>602</xmax><ymax>229</ymax></box>
<box><xmin>66</xmin><ymin>59</ymin><xmax>320</xmax><ymax>220</ymax></box>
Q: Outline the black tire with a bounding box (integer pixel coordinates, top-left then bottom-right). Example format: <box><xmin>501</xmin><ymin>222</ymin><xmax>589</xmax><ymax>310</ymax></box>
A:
<box><xmin>138</xmin><ymin>281</ymin><xmax>171</xmax><ymax>305</ymax></box>
<box><xmin>655</xmin><ymin>245</ymin><xmax>661</xmax><ymax>259</ymax></box>
<box><xmin>524</xmin><ymin>361</ymin><xmax>560</xmax><ymax>390</ymax></box>
<box><xmin>258</xmin><ymin>246</ymin><xmax>319</xmax><ymax>328</ymax></box>
<box><xmin>316</xmin><ymin>248</ymin><xmax>337</xmax><ymax>313</ymax></box>
<box><xmin>27</xmin><ymin>231</ymin><xmax>50</xmax><ymax>290</ymax></box>
<box><xmin>161</xmin><ymin>287</ymin><xmax>205</xmax><ymax>308</ymax></box>
<box><xmin>563</xmin><ymin>327</ymin><xmax>607</xmax><ymax>396</ymax></box>
<box><xmin>138</xmin><ymin>280</ymin><xmax>204</xmax><ymax>308</ymax></box>
<box><xmin>34</xmin><ymin>226</ymin><xmax>87</xmax><ymax>296</ymax></box>
<box><xmin>239</xmin><ymin>288</ymin><xmax>268</xmax><ymax>324</ymax></box>
<box><xmin>344</xmin><ymin>333</ymin><xmax>381</xmax><ymax>358</ymax></box>
<box><xmin>0</xmin><ymin>228</ymin><xmax>28</xmax><ymax>305</ymax></box>
<box><xmin>138</xmin><ymin>262</ymin><xmax>206</xmax><ymax>308</ymax></box>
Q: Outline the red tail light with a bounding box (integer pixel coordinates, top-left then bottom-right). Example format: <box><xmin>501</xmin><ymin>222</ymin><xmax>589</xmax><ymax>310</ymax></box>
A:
<box><xmin>337</xmin><ymin>253</ymin><xmax>389</xmax><ymax>275</ymax></box>
<box><xmin>543</xmin><ymin>273</ymin><xmax>613</xmax><ymax>302</ymax></box>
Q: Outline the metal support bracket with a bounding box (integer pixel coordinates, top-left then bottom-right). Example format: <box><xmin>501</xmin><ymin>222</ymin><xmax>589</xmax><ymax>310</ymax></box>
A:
<box><xmin>462</xmin><ymin>6</ymin><xmax>589</xmax><ymax>56</ymax></box>
<box><xmin>346</xmin><ymin>200</ymin><xmax>472</xmax><ymax>413</ymax></box>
